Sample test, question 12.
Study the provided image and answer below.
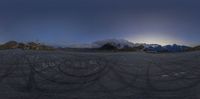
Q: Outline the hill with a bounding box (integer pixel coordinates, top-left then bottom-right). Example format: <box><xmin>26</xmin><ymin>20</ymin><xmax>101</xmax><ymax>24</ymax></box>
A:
<box><xmin>0</xmin><ymin>41</ymin><xmax>54</xmax><ymax>50</ymax></box>
<box><xmin>187</xmin><ymin>45</ymin><xmax>200</xmax><ymax>51</ymax></box>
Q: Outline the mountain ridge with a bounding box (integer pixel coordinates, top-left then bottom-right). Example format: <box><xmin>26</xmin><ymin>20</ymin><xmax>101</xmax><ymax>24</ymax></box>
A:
<box><xmin>68</xmin><ymin>39</ymin><xmax>193</xmax><ymax>52</ymax></box>
<box><xmin>0</xmin><ymin>39</ymin><xmax>199</xmax><ymax>52</ymax></box>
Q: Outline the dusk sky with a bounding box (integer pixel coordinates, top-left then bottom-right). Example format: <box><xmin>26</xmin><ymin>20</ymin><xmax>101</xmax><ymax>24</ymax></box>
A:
<box><xmin>0</xmin><ymin>0</ymin><xmax>200</xmax><ymax>46</ymax></box>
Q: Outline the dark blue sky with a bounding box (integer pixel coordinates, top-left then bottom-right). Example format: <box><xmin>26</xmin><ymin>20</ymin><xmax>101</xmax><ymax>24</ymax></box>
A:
<box><xmin>0</xmin><ymin>0</ymin><xmax>200</xmax><ymax>46</ymax></box>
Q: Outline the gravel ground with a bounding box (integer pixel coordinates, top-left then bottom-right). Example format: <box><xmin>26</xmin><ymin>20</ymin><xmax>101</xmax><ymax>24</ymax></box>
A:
<box><xmin>0</xmin><ymin>49</ymin><xmax>200</xmax><ymax>99</ymax></box>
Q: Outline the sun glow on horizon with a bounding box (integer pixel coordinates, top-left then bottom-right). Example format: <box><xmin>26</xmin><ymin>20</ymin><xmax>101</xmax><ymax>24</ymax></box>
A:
<box><xmin>127</xmin><ymin>33</ymin><xmax>185</xmax><ymax>46</ymax></box>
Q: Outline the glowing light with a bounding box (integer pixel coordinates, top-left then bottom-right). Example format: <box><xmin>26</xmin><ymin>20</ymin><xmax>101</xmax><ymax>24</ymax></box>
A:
<box><xmin>127</xmin><ymin>33</ymin><xmax>184</xmax><ymax>45</ymax></box>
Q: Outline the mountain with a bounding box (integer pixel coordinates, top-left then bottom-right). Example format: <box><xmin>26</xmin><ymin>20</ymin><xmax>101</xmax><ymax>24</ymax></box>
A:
<box><xmin>144</xmin><ymin>45</ymin><xmax>167</xmax><ymax>52</ymax></box>
<box><xmin>163</xmin><ymin>44</ymin><xmax>190</xmax><ymax>52</ymax></box>
<box><xmin>187</xmin><ymin>45</ymin><xmax>200</xmax><ymax>51</ymax></box>
<box><xmin>193</xmin><ymin>45</ymin><xmax>200</xmax><ymax>50</ymax></box>
<box><xmin>93</xmin><ymin>39</ymin><xmax>177</xmax><ymax>51</ymax></box>
<box><xmin>0</xmin><ymin>41</ymin><xmax>18</xmax><ymax>49</ymax></box>
<box><xmin>67</xmin><ymin>39</ymin><xmax>138</xmax><ymax>49</ymax></box>
<box><xmin>93</xmin><ymin>39</ymin><xmax>191</xmax><ymax>52</ymax></box>
<box><xmin>144</xmin><ymin>44</ymin><xmax>190</xmax><ymax>52</ymax></box>
<box><xmin>99</xmin><ymin>43</ymin><xmax>118</xmax><ymax>50</ymax></box>
<box><xmin>93</xmin><ymin>39</ymin><xmax>136</xmax><ymax>49</ymax></box>
<box><xmin>0</xmin><ymin>39</ymin><xmax>193</xmax><ymax>52</ymax></box>
<box><xmin>0</xmin><ymin>41</ymin><xmax>54</xmax><ymax>50</ymax></box>
<box><xmin>67</xmin><ymin>39</ymin><xmax>191</xmax><ymax>52</ymax></box>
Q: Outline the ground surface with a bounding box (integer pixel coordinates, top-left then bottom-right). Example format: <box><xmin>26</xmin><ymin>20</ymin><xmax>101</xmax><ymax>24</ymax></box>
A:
<box><xmin>0</xmin><ymin>50</ymin><xmax>200</xmax><ymax>99</ymax></box>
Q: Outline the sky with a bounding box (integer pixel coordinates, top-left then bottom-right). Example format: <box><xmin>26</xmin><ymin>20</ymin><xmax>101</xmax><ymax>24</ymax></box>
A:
<box><xmin>0</xmin><ymin>0</ymin><xmax>200</xmax><ymax>46</ymax></box>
